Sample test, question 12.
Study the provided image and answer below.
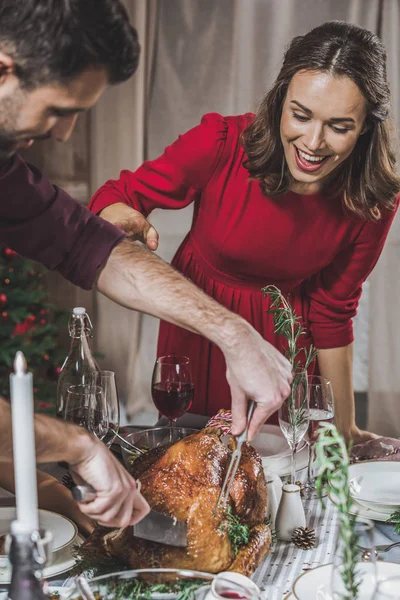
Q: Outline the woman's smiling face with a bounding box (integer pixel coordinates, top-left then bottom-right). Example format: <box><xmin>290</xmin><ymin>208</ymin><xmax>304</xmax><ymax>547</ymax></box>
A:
<box><xmin>280</xmin><ymin>70</ymin><xmax>367</xmax><ymax>195</ymax></box>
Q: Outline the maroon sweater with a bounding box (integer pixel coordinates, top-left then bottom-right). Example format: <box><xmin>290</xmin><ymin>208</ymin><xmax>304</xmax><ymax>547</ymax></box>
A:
<box><xmin>0</xmin><ymin>154</ymin><xmax>125</xmax><ymax>289</ymax></box>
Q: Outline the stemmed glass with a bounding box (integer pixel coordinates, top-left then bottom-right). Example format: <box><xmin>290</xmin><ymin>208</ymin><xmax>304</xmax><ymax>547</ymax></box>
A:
<box><xmin>278</xmin><ymin>369</ymin><xmax>309</xmax><ymax>484</ymax></box>
<box><xmin>91</xmin><ymin>370</ymin><xmax>120</xmax><ymax>447</ymax></box>
<box><xmin>64</xmin><ymin>383</ymin><xmax>109</xmax><ymax>441</ymax></box>
<box><xmin>151</xmin><ymin>355</ymin><xmax>194</xmax><ymax>441</ymax></box>
<box><xmin>331</xmin><ymin>518</ymin><xmax>377</xmax><ymax>600</ymax></box>
<box><xmin>304</xmin><ymin>375</ymin><xmax>335</xmax><ymax>498</ymax></box>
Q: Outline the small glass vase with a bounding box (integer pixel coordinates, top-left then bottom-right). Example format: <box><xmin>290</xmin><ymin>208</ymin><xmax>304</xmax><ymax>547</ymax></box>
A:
<box><xmin>331</xmin><ymin>518</ymin><xmax>377</xmax><ymax>600</ymax></box>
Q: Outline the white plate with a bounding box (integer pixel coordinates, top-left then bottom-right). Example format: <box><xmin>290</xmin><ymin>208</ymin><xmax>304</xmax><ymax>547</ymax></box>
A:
<box><xmin>0</xmin><ymin>535</ymin><xmax>84</xmax><ymax>584</ymax></box>
<box><xmin>0</xmin><ymin>588</ymin><xmax>72</xmax><ymax>600</ymax></box>
<box><xmin>251</xmin><ymin>424</ymin><xmax>308</xmax><ymax>477</ymax></box>
<box><xmin>0</xmin><ymin>508</ymin><xmax>78</xmax><ymax>555</ymax></box>
<box><xmin>349</xmin><ymin>462</ymin><xmax>400</xmax><ymax>512</ymax></box>
<box><xmin>292</xmin><ymin>562</ymin><xmax>400</xmax><ymax>600</ymax></box>
<box><xmin>349</xmin><ymin>498</ymin><xmax>393</xmax><ymax>523</ymax></box>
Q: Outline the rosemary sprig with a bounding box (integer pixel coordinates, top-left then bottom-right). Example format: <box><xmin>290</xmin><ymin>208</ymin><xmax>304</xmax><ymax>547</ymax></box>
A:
<box><xmin>262</xmin><ymin>285</ymin><xmax>318</xmax><ymax>431</ymax></box>
<box><xmin>219</xmin><ymin>506</ymin><xmax>250</xmax><ymax>555</ymax></box>
<box><xmin>314</xmin><ymin>423</ymin><xmax>360</xmax><ymax>600</ymax></box>
<box><xmin>386</xmin><ymin>510</ymin><xmax>400</xmax><ymax>534</ymax></box>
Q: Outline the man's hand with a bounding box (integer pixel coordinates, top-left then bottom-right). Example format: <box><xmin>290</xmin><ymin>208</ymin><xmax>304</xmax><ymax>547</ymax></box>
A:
<box><xmin>69</xmin><ymin>436</ymin><xmax>150</xmax><ymax>528</ymax></box>
<box><xmin>225</xmin><ymin>324</ymin><xmax>292</xmax><ymax>440</ymax></box>
<box><xmin>100</xmin><ymin>203</ymin><xmax>159</xmax><ymax>250</ymax></box>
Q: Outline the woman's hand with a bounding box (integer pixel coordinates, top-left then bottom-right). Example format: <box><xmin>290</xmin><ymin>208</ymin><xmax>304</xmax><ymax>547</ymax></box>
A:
<box><xmin>347</xmin><ymin>426</ymin><xmax>379</xmax><ymax>445</ymax></box>
<box><xmin>99</xmin><ymin>203</ymin><xmax>159</xmax><ymax>250</ymax></box>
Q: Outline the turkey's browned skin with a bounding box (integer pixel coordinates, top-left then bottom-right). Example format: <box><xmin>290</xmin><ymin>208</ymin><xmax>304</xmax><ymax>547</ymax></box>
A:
<box><xmin>102</xmin><ymin>431</ymin><xmax>270</xmax><ymax>575</ymax></box>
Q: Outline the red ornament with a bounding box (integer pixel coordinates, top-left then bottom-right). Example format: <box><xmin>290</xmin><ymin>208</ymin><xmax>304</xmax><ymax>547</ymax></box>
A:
<box><xmin>40</xmin><ymin>319</ymin><xmax>46</xmax><ymax>325</ymax></box>
<box><xmin>3</xmin><ymin>248</ymin><xmax>17</xmax><ymax>259</ymax></box>
<box><xmin>12</xmin><ymin>315</ymin><xmax>37</xmax><ymax>336</ymax></box>
<box><xmin>44</xmin><ymin>354</ymin><xmax>49</xmax><ymax>361</ymax></box>
<box><xmin>1</xmin><ymin>311</ymin><xmax>7</xmax><ymax>320</ymax></box>
<box><xmin>0</xmin><ymin>293</ymin><xmax>6</xmax><ymax>308</ymax></box>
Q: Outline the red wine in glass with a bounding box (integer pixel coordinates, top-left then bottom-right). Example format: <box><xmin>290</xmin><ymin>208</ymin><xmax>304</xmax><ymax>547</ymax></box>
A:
<box><xmin>308</xmin><ymin>408</ymin><xmax>334</xmax><ymax>441</ymax></box>
<box><xmin>151</xmin><ymin>356</ymin><xmax>194</xmax><ymax>438</ymax></box>
<box><xmin>152</xmin><ymin>382</ymin><xmax>194</xmax><ymax>420</ymax></box>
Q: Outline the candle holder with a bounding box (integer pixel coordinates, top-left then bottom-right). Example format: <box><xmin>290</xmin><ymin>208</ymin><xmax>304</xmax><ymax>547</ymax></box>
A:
<box><xmin>7</xmin><ymin>521</ymin><xmax>53</xmax><ymax>600</ymax></box>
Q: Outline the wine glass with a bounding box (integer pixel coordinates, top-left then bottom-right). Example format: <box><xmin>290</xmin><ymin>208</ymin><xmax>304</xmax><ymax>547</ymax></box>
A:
<box><xmin>278</xmin><ymin>369</ymin><xmax>309</xmax><ymax>484</ymax></box>
<box><xmin>64</xmin><ymin>384</ymin><xmax>109</xmax><ymax>441</ymax></box>
<box><xmin>91</xmin><ymin>371</ymin><xmax>120</xmax><ymax>447</ymax></box>
<box><xmin>151</xmin><ymin>355</ymin><xmax>194</xmax><ymax>441</ymax></box>
<box><xmin>303</xmin><ymin>375</ymin><xmax>335</xmax><ymax>498</ymax></box>
<box><xmin>331</xmin><ymin>518</ymin><xmax>377</xmax><ymax>600</ymax></box>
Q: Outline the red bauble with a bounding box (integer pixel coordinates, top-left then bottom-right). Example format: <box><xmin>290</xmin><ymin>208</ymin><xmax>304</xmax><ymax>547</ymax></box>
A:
<box><xmin>0</xmin><ymin>293</ymin><xmax>6</xmax><ymax>308</ymax></box>
<box><xmin>13</xmin><ymin>315</ymin><xmax>37</xmax><ymax>336</ymax></box>
<box><xmin>3</xmin><ymin>248</ymin><xmax>17</xmax><ymax>259</ymax></box>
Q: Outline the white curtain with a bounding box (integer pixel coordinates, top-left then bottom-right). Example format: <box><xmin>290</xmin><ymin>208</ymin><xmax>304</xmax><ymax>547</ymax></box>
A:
<box><xmin>90</xmin><ymin>0</ymin><xmax>159</xmax><ymax>415</ymax></box>
<box><xmin>367</xmin><ymin>0</ymin><xmax>400</xmax><ymax>436</ymax></box>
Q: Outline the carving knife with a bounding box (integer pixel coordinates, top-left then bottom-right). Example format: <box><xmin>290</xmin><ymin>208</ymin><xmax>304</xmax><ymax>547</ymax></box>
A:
<box><xmin>72</xmin><ymin>484</ymin><xmax>187</xmax><ymax>547</ymax></box>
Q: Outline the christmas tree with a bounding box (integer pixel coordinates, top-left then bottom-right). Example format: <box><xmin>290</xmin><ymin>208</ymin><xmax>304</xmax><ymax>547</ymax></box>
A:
<box><xmin>0</xmin><ymin>247</ymin><xmax>68</xmax><ymax>415</ymax></box>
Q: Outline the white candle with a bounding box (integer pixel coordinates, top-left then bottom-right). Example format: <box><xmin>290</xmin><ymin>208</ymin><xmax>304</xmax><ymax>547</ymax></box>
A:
<box><xmin>9</xmin><ymin>351</ymin><xmax>39</xmax><ymax>532</ymax></box>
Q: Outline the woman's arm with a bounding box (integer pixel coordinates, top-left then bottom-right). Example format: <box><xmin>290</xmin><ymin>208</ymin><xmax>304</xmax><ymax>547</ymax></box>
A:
<box><xmin>317</xmin><ymin>344</ymin><xmax>377</xmax><ymax>443</ymax></box>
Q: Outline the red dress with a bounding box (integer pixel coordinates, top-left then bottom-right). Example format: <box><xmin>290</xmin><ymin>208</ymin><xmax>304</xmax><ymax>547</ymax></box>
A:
<box><xmin>90</xmin><ymin>113</ymin><xmax>398</xmax><ymax>420</ymax></box>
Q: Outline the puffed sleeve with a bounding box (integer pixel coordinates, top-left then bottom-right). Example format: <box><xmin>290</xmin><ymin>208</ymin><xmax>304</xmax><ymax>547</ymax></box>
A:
<box><xmin>89</xmin><ymin>113</ymin><xmax>228</xmax><ymax>216</ymax></box>
<box><xmin>306</xmin><ymin>202</ymin><xmax>398</xmax><ymax>348</ymax></box>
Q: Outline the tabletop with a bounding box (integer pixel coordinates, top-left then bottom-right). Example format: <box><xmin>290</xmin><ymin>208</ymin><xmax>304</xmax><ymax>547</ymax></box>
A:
<box><xmin>1</xmin><ymin>414</ymin><xmax>399</xmax><ymax>598</ymax></box>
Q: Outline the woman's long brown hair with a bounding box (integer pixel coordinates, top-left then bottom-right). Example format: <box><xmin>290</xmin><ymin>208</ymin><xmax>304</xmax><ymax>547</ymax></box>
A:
<box><xmin>242</xmin><ymin>21</ymin><xmax>400</xmax><ymax>220</ymax></box>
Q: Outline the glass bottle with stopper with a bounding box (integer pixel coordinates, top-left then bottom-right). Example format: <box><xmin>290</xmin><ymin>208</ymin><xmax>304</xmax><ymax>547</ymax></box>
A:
<box><xmin>56</xmin><ymin>307</ymin><xmax>99</xmax><ymax>419</ymax></box>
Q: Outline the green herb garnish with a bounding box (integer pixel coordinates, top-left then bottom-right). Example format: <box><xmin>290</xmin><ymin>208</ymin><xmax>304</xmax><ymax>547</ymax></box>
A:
<box><xmin>219</xmin><ymin>506</ymin><xmax>250</xmax><ymax>555</ymax></box>
<box><xmin>386</xmin><ymin>510</ymin><xmax>400</xmax><ymax>534</ymax></box>
<box><xmin>314</xmin><ymin>423</ymin><xmax>360</xmax><ymax>600</ymax></box>
<box><xmin>262</xmin><ymin>285</ymin><xmax>318</xmax><ymax>430</ymax></box>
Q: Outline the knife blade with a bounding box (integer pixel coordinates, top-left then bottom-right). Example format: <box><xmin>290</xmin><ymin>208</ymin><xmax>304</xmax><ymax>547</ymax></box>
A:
<box><xmin>72</xmin><ymin>484</ymin><xmax>188</xmax><ymax>547</ymax></box>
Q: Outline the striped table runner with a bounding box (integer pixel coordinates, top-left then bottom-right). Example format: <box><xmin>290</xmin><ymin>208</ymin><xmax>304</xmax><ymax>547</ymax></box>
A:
<box><xmin>254</xmin><ymin>493</ymin><xmax>339</xmax><ymax>599</ymax></box>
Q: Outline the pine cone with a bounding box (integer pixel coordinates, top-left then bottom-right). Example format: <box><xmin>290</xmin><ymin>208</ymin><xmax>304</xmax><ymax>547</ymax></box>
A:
<box><xmin>291</xmin><ymin>526</ymin><xmax>316</xmax><ymax>550</ymax></box>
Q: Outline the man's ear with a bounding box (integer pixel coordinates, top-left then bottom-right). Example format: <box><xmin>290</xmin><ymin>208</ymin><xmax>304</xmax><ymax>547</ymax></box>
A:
<box><xmin>0</xmin><ymin>51</ymin><xmax>15</xmax><ymax>82</ymax></box>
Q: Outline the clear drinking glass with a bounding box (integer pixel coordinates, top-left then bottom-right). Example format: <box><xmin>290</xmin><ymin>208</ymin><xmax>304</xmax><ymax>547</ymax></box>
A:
<box><xmin>374</xmin><ymin>576</ymin><xmax>400</xmax><ymax>599</ymax></box>
<box><xmin>304</xmin><ymin>376</ymin><xmax>335</xmax><ymax>498</ymax></box>
<box><xmin>91</xmin><ymin>370</ymin><xmax>120</xmax><ymax>447</ymax></box>
<box><xmin>331</xmin><ymin>518</ymin><xmax>377</xmax><ymax>600</ymax></box>
<box><xmin>151</xmin><ymin>355</ymin><xmax>194</xmax><ymax>441</ymax></box>
<box><xmin>64</xmin><ymin>383</ymin><xmax>108</xmax><ymax>440</ymax></box>
<box><xmin>278</xmin><ymin>369</ymin><xmax>309</xmax><ymax>484</ymax></box>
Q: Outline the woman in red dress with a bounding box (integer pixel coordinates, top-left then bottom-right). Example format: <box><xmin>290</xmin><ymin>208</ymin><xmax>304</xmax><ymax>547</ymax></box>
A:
<box><xmin>90</xmin><ymin>22</ymin><xmax>399</xmax><ymax>442</ymax></box>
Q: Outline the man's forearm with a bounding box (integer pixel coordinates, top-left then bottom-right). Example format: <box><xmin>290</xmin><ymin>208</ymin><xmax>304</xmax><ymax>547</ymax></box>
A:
<box><xmin>97</xmin><ymin>239</ymin><xmax>250</xmax><ymax>353</ymax></box>
<box><xmin>0</xmin><ymin>398</ymin><xmax>96</xmax><ymax>465</ymax></box>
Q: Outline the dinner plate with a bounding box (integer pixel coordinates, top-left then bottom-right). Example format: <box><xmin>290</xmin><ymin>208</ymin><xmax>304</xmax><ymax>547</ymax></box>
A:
<box><xmin>292</xmin><ymin>561</ymin><xmax>400</xmax><ymax>600</ymax></box>
<box><xmin>0</xmin><ymin>588</ymin><xmax>71</xmax><ymax>600</ymax></box>
<box><xmin>0</xmin><ymin>507</ymin><xmax>78</xmax><ymax>554</ymax></box>
<box><xmin>349</xmin><ymin>498</ymin><xmax>393</xmax><ymax>523</ymax></box>
<box><xmin>251</xmin><ymin>424</ymin><xmax>308</xmax><ymax>477</ymax></box>
<box><xmin>0</xmin><ymin>535</ymin><xmax>84</xmax><ymax>584</ymax></box>
<box><xmin>348</xmin><ymin>461</ymin><xmax>400</xmax><ymax>512</ymax></box>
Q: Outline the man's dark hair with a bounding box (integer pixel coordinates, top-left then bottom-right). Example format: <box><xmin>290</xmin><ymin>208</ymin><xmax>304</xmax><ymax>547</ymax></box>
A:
<box><xmin>0</xmin><ymin>0</ymin><xmax>140</xmax><ymax>88</ymax></box>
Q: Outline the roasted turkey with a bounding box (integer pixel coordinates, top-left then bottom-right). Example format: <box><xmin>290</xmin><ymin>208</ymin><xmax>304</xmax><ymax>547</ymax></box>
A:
<box><xmin>87</xmin><ymin>426</ymin><xmax>271</xmax><ymax>576</ymax></box>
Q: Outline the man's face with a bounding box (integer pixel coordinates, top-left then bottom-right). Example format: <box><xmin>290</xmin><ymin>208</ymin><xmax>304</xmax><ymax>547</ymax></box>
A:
<box><xmin>0</xmin><ymin>66</ymin><xmax>108</xmax><ymax>159</ymax></box>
